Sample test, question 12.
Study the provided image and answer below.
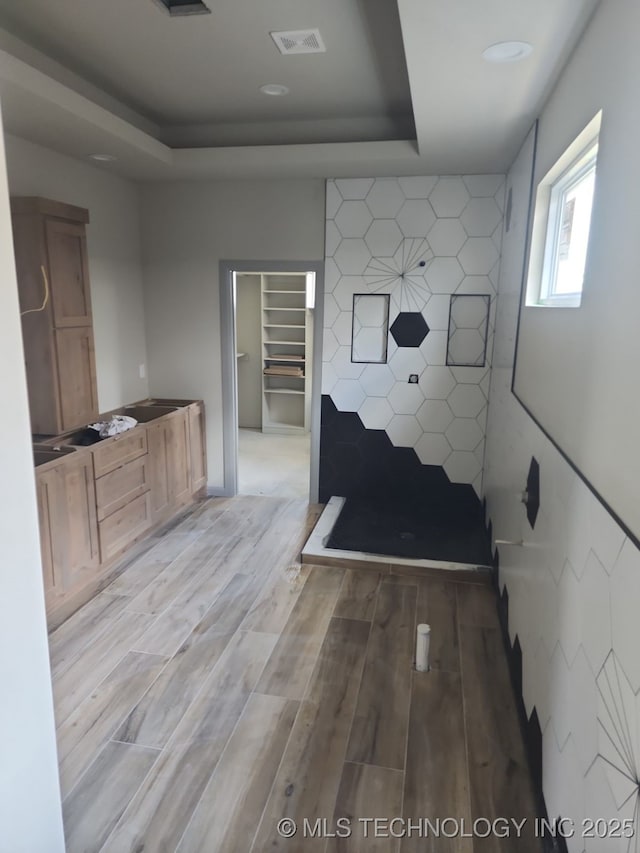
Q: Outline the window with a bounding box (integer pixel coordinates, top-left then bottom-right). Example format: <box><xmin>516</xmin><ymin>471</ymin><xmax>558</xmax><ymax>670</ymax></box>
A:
<box><xmin>526</xmin><ymin>113</ymin><xmax>601</xmax><ymax>308</ymax></box>
<box><xmin>541</xmin><ymin>144</ymin><xmax>597</xmax><ymax>305</ymax></box>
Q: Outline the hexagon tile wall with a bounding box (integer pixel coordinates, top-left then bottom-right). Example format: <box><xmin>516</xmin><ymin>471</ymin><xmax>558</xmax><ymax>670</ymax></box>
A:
<box><xmin>484</xmin><ymin>128</ymin><xmax>640</xmax><ymax>850</ymax></box>
<box><xmin>322</xmin><ymin>174</ymin><xmax>504</xmax><ymax>500</ymax></box>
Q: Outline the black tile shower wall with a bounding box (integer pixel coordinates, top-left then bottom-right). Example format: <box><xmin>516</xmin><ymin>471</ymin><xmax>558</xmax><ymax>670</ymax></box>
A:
<box><xmin>320</xmin><ymin>393</ymin><xmax>493</xmax><ymax>564</ymax></box>
<box><xmin>320</xmin><ymin>394</ymin><xmax>480</xmax><ymax>506</ymax></box>
<box><xmin>526</xmin><ymin>456</ymin><xmax>540</xmax><ymax>528</ymax></box>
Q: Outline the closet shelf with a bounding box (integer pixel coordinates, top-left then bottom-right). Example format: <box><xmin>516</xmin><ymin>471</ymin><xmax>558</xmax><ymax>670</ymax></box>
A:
<box><xmin>260</xmin><ymin>273</ymin><xmax>309</xmax><ymax>434</ymax></box>
<box><xmin>263</xmin><ymin>323</ymin><xmax>305</xmax><ymax>329</ymax></box>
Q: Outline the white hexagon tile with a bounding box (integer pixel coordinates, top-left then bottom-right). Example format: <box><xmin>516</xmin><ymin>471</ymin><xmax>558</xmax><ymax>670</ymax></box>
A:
<box><xmin>416</xmin><ymin>399</ymin><xmax>455</xmax><ymax>433</ymax></box>
<box><xmin>323</xmin><ymin>174</ymin><xmax>505</xmax><ymax>494</ymax></box>
<box><xmin>425</xmin><ymin>257</ymin><xmax>465</xmax><ymax>294</ymax></box>
<box><xmin>334</xmin><ymin>200</ymin><xmax>373</xmax><ymax>238</ymax></box>
<box><xmin>357</xmin><ymin>396</ymin><xmax>394</xmax><ymax>430</ymax></box>
<box><xmin>429</xmin><ymin>176</ymin><xmax>470</xmax><ymax>217</ymax></box>
<box><xmin>397</xmin><ymin>199</ymin><xmax>436</xmax><ymax>237</ymax></box>
<box><xmin>365</xmin><ymin>178</ymin><xmax>405</xmax><ymax>218</ymax></box>
<box><xmin>484</xmin><ymin>241</ymin><xmax>640</xmax><ymax>846</ymax></box>
<box><xmin>427</xmin><ymin>218</ymin><xmax>467</xmax><ymax>257</ymax></box>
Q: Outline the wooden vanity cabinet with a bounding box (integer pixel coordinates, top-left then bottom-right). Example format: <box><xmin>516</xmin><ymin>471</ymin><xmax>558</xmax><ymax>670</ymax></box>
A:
<box><xmin>35</xmin><ymin>454</ymin><xmax>100</xmax><ymax>602</ymax></box>
<box><xmin>12</xmin><ymin>197</ymin><xmax>98</xmax><ymax>435</ymax></box>
<box><xmin>147</xmin><ymin>408</ymin><xmax>192</xmax><ymax>524</ymax></box>
<box><xmin>188</xmin><ymin>401</ymin><xmax>207</xmax><ymax>495</ymax></box>
<box><xmin>35</xmin><ymin>400</ymin><xmax>207</xmax><ymax>628</ymax></box>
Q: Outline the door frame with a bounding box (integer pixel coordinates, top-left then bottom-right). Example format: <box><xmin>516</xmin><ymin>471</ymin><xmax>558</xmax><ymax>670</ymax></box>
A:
<box><xmin>219</xmin><ymin>259</ymin><xmax>325</xmax><ymax>501</ymax></box>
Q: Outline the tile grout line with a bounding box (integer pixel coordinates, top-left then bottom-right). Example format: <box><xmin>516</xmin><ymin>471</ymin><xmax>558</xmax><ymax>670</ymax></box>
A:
<box><xmin>108</xmin><ymin>738</ymin><xmax>162</xmax><ymax>751</ymax></box>
<box><xmin>344</xmin><ymin>758</ymin><xmax>406</xmax><ymax>776</ymax></box>
<box><xmin>96</xmin><ymin>737</ymin><xmax>172</xmax><ymax>853</ymax></box>
<box><xmin>60</xmin><ymin>651</ymin><xmax>174</xmax><ymax>801</ymax></box>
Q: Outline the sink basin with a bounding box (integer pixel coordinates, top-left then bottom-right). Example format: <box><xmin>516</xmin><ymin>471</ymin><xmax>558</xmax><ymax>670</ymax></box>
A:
<box><xmin>124</xmin><ymin>405</ymin><xmax>178</xmax><ymax>423</ymax></box>
<box><xmin>137</xmin><ymin>399</ymin><xmax>192</xmax><ymax>408</ymax></box>
<box><xmin>33</xmin><ymin>446</ymin><xmax>77</xmax><ymax>467</ymax></box>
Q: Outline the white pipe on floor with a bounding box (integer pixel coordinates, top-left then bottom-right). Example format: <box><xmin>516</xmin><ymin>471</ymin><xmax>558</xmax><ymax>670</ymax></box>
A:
<box><xmin>415</xmin><ymin>623</ymin><xmax>431</xmax><ymax>672</ymax></box>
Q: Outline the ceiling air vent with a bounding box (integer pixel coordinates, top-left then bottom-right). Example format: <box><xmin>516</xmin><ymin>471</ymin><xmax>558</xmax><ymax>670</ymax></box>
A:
<box><xmin>153</xmin><ymin>0</ymin><xmax>211</xmax><ymax>16</ymax></box>
<box><xmin>270</xmin><ymin>29</ymin><xmax>326</xmax><ymax>55</ymax></box>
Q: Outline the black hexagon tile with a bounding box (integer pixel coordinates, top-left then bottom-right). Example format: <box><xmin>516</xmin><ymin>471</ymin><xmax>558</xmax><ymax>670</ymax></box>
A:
<box><xmin>525</xmin><ymin>456</ymin><xmax>540</xmax><ymax>529</ymax></box>
<box><xmin>390</xmin><ymin>312</ymin><xmax>430</xmax><ymax>348</ymax></box>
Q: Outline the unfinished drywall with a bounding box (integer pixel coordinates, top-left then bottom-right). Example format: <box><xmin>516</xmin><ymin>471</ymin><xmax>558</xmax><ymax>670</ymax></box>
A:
<box><xmin>4</xmin><ymin>133</ymin><xmax>149</xmax><ymax>412</ymax></box>
<box><xmin>0</xmin><ymin>107</ymin><xmax>65</xmax><ymax>853</ymax></box>
<box><xmin>512</xmin><ymin>0</ymin><xmax>640</xmax><ymax>542</ymax></box>
<box><xmin>140</xmin><ymin>178</ymin><xmax>325</xmax><ymax>489</ymax></box>
<box><xmin>236</xmin><ymin>273</ymin><xmax>262</xmax><ymax>430</ymax></box>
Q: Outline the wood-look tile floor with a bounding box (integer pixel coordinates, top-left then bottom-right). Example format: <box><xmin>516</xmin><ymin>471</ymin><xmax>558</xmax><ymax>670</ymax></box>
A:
<box><xmin>50</xmin><ymin>496</ymin><xmax>542</xmax><ymax>853</ymax></box>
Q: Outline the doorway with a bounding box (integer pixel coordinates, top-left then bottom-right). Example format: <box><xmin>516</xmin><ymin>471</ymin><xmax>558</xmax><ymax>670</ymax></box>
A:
<box><xmin>219</xmin><ymin>260</ymin><xmax>324</xmax><ymax>502</ymax></box>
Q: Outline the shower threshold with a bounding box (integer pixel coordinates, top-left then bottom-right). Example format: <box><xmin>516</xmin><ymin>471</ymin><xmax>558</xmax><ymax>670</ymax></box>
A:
<box><xmin>302</xmin><ymin>497</ymin><xmax>493</xmax><ymax>583</ymax></box>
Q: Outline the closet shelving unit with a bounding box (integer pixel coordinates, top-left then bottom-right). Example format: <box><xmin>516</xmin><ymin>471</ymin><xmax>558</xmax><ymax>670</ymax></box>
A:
<box><xmin>261</xmin><ymin>273</ymin><xmax>311</xmax><ymax>434</ymax></box>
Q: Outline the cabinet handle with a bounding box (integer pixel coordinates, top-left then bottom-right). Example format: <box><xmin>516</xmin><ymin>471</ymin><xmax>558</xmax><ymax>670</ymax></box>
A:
<box><xmin>20</xmin><ymin>266</ymin><xmax>49</xmax><ymax>317</ymax></box>
<box><xmin>21</xmin><ymin>265</ymin><xmax>50</xmax><ymax>317</ymax></box>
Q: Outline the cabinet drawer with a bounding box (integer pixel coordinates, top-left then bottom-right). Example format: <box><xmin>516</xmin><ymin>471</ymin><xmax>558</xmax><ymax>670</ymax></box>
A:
<box><xmin>92</xmin><ymin>429</ymin><xmax>148</xmax><ymax>477</ymax></box>
<box><xmin>98</xmin><ymin>492</ymin><xmax>152</xmax><ymax>563</ymax></box>
<box><xmin>96</xmin><ymin>456</ymin><xmax>150</xmax><ymax>522</ymax></box>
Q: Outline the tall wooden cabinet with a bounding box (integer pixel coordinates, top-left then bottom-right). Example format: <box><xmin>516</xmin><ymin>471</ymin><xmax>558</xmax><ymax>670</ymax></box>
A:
<box><xmin>11</xmin><ymin>197</ymin><xmax>98</xmax><ymax>435</ymax></box>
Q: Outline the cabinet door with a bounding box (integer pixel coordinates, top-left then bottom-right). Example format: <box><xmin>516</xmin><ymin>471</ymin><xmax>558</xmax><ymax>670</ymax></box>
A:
<box><xmin>46</xmin><ymin>219</ymin><xmax>93</xmax><ymax>327</ymax></box>
<box><xmin>147</xmin><ymin>421</ymin><xmax>171</xmax><ymax>523</ymax></box>
<box><xmin>188</xmin><ymin>402</ymin><xmax>207</xmax><ymax>493</ymax></box>
<box><xmin>55</xmin><ymin>326</ymin><xmax>98</xmax><ymax>430</ymax></box>
<box><xmin>35</xmin><ymin>470</ymin><xmax>64</xmax><ymax>603</ymax></box>
<box><xmin>49</xmin><ymin>456</ymin><xmax>100</xmax><ymax>596</ymax></box>
<box><xmin>167</xmin><ymin>411</ymin><xmax>191</xmax><ymax>506</ymax></box>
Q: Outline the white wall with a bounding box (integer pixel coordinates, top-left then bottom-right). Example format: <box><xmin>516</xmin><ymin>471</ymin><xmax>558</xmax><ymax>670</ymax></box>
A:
<box><xmin>0</xmin><ymin>107</ymin><xmax>65</xmax><ymax>853</ymax></box>
<box><xmin>512</xmin><ymin>0</ymin><xmax>640</xmax><ymax>541</ymax></box>
<box><xmin>4</xmin><ymin>134</ymin><xmax>149</xmax><ymax>412</ymax></box>
<box><xmin>485</xmin><ymin>21</ymin><xmax>640</xmax><ymax>846</ymax></box>
<box><xmin>236</xmin><ymin>274</ymin><xmax>262</xmax><ymax>430</ymax></box>
<box><xmin>140</xmin><ymin>178</ymin><xmax>325</xmax><ymax>488</ymax></box>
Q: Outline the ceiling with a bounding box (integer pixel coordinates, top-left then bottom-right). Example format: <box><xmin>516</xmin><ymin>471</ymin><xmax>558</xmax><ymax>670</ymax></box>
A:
<box><xmin>0</xmin><ymin>0</ymin><xmax>600</xmax><ymax>179</ymax></box>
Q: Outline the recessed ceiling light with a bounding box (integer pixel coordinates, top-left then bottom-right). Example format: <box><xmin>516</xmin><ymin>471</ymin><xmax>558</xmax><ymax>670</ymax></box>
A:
<box><xmin>482</xmin><ymin>41</ymin><xmax>533</xmax><ymax>63</ymax></box>
<box><xmin>259</xmin><ymin>84</ymin><xmax>290</xmax><ymax>97</ymax></box>
<box><xmin>89</xmin><ymin>153</ymin><xmax>118</xmax><ymax>162</ymax></box>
